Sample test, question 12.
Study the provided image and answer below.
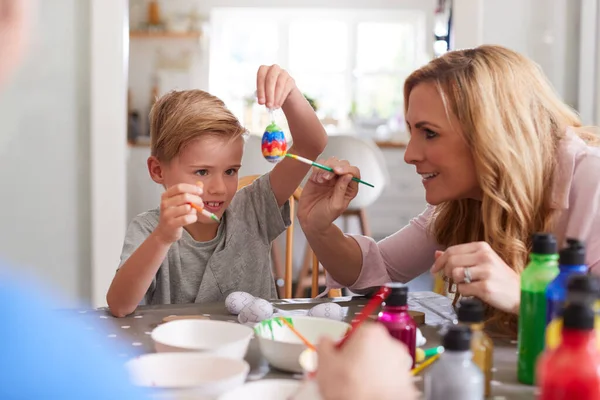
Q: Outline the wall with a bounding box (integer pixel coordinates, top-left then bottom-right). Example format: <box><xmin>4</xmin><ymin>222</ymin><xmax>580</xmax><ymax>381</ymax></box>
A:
<box><xmin>480</xmin><ymin>0</ymin><xmax>582</xmax><ymax>108</ymax></box>
<box><xmin>0</xmin><ymin>0</ymin><xmax>91</xmax><ymax>306</ymax></box>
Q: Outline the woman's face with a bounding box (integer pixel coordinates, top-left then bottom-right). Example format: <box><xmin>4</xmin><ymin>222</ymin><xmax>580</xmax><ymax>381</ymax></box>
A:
<box><xmin>404</xmin><ymin>82</ymin><xmax>481</xmax><ymax>205</ymax></box>
<box><xmin>0</xmin><ymin>0</ymin><xmax>30</xmax><ymax>88</ymax></box>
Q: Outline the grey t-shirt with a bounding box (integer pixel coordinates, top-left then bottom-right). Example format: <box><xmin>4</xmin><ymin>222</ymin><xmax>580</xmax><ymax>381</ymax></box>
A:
<box><xmin>118</xmin><ymin>173</ymin><xmax>291</xmax><ymax>304</ymax></box>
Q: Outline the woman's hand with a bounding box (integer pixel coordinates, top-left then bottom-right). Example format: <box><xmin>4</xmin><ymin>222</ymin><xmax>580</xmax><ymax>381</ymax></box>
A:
<box><xmin>431</xmin><ymin>242</ymin><xmax>521</xmax><ymax>314</ymax></box>
<box><xmin>297</xmin><ymin>157</ymin><xmax>360</xmax><ymax>233</ymax></box>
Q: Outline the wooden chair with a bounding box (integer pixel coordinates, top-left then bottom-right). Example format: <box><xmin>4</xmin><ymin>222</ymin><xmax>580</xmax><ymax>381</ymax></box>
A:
<box><xmin>238</xmin><ymin>175</ymin><xmax>342</xmax><ymax>299</ymax></box>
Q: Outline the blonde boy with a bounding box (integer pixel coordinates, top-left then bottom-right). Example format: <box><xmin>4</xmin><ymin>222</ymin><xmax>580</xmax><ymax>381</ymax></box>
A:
<box><xmin>107</xmin><ymin>66</ymin><xmax>327</xmax><ymax>317</ymax></box>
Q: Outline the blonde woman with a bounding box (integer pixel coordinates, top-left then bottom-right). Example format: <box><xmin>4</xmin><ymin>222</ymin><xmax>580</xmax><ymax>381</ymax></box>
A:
<box><xmin>298</xmin><ymin>45</ymin><xmax>600</xmax><ymax>333</ymax></box>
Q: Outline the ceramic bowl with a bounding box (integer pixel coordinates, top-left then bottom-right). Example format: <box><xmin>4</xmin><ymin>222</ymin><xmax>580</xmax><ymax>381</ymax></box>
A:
<box><xmin>254</xmin><ymin>316</ymin><xmax>349</xmax><ymax>373</ymax></box>
<box><xmin>151</xmin><ymin>319</ymin><xmax>253</xmax><ymax>359</ymax></box>
<box><xmin>217</xmin><ymin>379</ymin><xmax>321</xmax><ymax>400</ymax></box>
<box><xmin>126</xmin><ymin>352</ymin><xmax>249</xmax><ymax>399</ymax></box>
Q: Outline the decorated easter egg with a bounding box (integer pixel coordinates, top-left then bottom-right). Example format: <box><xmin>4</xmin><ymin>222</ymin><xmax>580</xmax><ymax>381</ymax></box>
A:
<box><xmin>307</xmin><ymin>302</ymin><xmax>344</xmax><ymax>321</ymax></box>
<box><xmin>225</xmin><ymin>291</ymin><xmax>255</xmax><ymax>315</ymax></box>
<box><xmin>261</xmin><ymin>122</ymin><xmax>287</xmax><ymax>163</ymax></box>
<box><xmin>237</xmin><ymin>298</ymin><xmax>274</xmax><ymax>324</ymax></box>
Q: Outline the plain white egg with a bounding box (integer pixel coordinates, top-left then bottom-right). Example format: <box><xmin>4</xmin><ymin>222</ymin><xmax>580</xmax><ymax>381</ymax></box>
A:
<box><xmin>307</xmin><ymin>303</ymin><xmax>344</xmax><ymax>321</ymax></box>
<box><xmin>416</xmin><ymin>328</ymin><xmax>426</xmax><ymax>347</ymax></box>
<box><xmin>225</xmin><ymin>291</ymin><xmax>255</xmax><ymax>315</ymax></box>
<box><xmin>237</xmin><ymin>298</ymin><xmax>274</xmax><ymax>324</ymax></box>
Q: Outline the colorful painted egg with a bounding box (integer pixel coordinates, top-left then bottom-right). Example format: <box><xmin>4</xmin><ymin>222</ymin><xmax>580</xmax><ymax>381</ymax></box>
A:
<box><xmin>261</xmin><ymin>122</ymin><xmax>287</xmax><ymax>163</ymax></box>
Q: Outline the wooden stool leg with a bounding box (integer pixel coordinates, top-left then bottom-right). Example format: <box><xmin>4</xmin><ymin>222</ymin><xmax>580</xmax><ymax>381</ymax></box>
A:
<box><xmin>311</xmin><ymin>252</ymin><xmax>319</xmax><ymax>298</ymax></box>
<box><xmin>284</xmin><ymin>197</ymin><xmax>294</xmax><ymax>299</ymax></box>
<box><xmin>294</xmin><ymin>245</ymin><xmax>312</xmax><ymax>298</ymax></box>
<box><xmin>271</xmin><ymin>241</ymin><xmax>285</xmax><ymax>298</ymax></box>
<box><xmin>358</xmin><ymin>208</ymin><xmax>372</xmax><ymax>237</ymax></box>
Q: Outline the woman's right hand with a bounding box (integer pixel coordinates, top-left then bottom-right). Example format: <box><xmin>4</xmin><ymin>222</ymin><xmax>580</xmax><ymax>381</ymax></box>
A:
<box><xmin>297</xmin><ymin>157</ymin><xmax>361</xmax><ymax>232</ymax></box>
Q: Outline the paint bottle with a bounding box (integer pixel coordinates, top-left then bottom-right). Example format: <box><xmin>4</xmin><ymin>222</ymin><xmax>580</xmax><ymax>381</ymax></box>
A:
<box><xmin>517</xmin><ymin>233</ymin><xmax>559</xmax><ymax>385</ymax></box>
<box><xmin>457</xmin><ymin>298</ymin><xmax>493</xmax><ymax>396</ymax></box>
<box><xmin>546</xmin><ymin>238</ymin><xmax>587</xmax><ymax>324</ymax></box>
<box><xmin>377</xmin><ymin>283</ymin><xmax>416</xmax><ymax>368</ymax></box>
<box><xmin>546</xmin><ymin>274</ymin><xmax>600</xmax><ymax>350</ymax></box>
<box><xmin>425</xmin><ymin>325</ymin><xmax>484</xmax><ymax>400</ymax></box>
<box><xmin>537</xmin><ymin>301</ymin><xmax>600</xmax><ymax>399</ymax></box>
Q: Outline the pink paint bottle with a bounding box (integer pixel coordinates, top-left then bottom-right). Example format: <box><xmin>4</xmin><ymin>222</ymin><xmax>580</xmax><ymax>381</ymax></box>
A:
<box><xmin>377</xmin><ymin>283</ymin><xmax>417</xmax><ymax>367</ymax></box>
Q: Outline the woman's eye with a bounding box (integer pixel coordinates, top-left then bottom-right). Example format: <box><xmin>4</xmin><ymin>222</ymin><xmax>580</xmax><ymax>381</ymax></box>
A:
<box><xmin>424</xmin><ymin>129</ymin><xmax>438</xmax><ymax>139</ymax></box>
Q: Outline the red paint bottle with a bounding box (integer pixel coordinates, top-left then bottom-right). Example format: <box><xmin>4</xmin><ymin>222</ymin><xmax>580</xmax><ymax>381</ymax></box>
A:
<box><xmin>536</xmin><ymin>301</ymin><xmax>600</xmax><ymax>400</ymax></box>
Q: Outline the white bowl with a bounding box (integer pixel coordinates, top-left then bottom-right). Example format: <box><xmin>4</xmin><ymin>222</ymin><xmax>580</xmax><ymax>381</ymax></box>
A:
<box><xmin>254</xmin><ymin>316</ymin><xmax>350</xmax><ymax>373</ymax></box>
<box><xmin>151</xmin><ymin>319</ymin><xmax>253</xmax><ymax>359</ymax></box>
<box><xmin>218</xmin><ymin>379</ymin><xmax>321</xmax><ymax>400</ymax></box>
<box><xmin>126</xmin><ymin>353</ymin><xmax>249</xmax><ymax>399</ymax></box>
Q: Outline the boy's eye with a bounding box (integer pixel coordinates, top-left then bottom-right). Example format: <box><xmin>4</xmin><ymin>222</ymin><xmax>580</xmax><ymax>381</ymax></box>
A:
<box><xmin>225</xmin><ymin>169</ymin><xmax>238</xmax><ymax>176</ymax></box>
<box><xmin>424</xmin><ymin>128</ymin><xmax>438</xmax><ymax>139</ymax></box>
<box><xmin>195</xmin><ymin>170</ymin><xmax>208</xmax><ymax>176</ymax></box>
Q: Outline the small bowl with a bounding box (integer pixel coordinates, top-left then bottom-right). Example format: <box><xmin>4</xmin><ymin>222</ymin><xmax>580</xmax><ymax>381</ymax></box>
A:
<box><xmin>126</xmin><ymin>353</ymin><xmax>249</xmax><ymax>398</ymax></box>
<box><xmin>217</xmin><ymin>379</ymin><xmax>321</xmax><ymax>400</ymax></box>
<box><xmin>151</xmin><ymin>319</ymin><xmax>253</xmax><ymax>359</ymax></box>
<box><xmin>254</xmin><ymin>316</ymin><xmax>350</xmax><ymax>373</ymax></box>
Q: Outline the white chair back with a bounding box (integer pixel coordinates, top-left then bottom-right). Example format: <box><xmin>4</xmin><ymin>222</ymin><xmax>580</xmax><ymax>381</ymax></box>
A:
<box><xmin>319</xmin><ymin>134</ymin><xmax>389</xmax><ymax>210</ymax></box>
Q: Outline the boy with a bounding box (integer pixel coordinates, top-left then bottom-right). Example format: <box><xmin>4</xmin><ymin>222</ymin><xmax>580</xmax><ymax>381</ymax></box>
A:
<box><xmin>107</xmin><ymin>65</ymin><xmax>327</xmax><ymax>317</ymax></box>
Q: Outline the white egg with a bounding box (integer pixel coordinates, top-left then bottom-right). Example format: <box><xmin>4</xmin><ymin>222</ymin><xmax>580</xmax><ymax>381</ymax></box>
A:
<box><xmin>225</xmin><ymin>291</ymin><xmax>255</xmax><ymax>315</ymax></box>
<box><xmin>237</xmin><ymin>298</ymin><xmax>274</xmax><ymax>324</ymax></box>
<box><xmin>416</xmin><ymin>328</ymin><xmax>426</xmax><ymax>347</ymax></box>
<box><xmin>307</xmin><ymin>302</ymin><xmax>344</xmax><ymax>321</ymax></box>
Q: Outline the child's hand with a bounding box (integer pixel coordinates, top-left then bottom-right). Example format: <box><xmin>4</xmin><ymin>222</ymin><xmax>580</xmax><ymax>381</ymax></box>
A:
<box><xmin>155</xmin><ymin>183</ymin><xmax>204</xmax><ymax>244</ymax></box>
<box><xmin>316</xmin><ymin>323</ymin><xmax>418</xmax><ymax>400</ymax></box>
<box><xmin>256</xmin><ymin>64</ymin><xmax>299</xmax><ymax>109</ymax></box>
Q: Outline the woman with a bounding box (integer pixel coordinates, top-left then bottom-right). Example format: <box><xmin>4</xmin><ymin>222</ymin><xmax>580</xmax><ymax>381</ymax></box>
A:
<box><xmin>298</xmin><ymin>45</ymin><xmax>600</xmax><ymax>331</ymax></box>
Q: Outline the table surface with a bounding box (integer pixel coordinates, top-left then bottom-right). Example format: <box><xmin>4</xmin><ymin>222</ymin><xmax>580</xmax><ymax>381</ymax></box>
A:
<box><xmin>71</xmin><ymin>292</ymin><xmax>536</xmax><ymax>399</ymax></box>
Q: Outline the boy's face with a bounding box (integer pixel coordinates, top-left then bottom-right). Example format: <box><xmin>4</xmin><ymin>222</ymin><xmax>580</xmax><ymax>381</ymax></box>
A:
<box><xmin>156</xmin><ymin>135</ymin><xmax>244</xmax><ymax>221</ymax></box>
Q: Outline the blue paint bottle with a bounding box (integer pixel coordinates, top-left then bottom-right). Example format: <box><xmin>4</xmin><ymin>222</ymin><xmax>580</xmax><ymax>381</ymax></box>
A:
<box><xmin>546</xmin><ymin>238</ymin><xmax>588</xmax><ymax>324</ymax></box>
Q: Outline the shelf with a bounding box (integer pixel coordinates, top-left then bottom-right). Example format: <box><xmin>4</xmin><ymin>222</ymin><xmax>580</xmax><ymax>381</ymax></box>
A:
<box><xmin>129</xmin><ymin>31</ymin><xmax>201</xmax><ymax>39</ymax></box>
<box><xmin>374</xmin><ymin>140</ymin><xmax>407</xmax><ymax>149</ymax></box>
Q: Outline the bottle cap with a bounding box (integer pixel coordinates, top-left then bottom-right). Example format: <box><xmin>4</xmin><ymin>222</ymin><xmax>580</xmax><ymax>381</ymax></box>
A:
<box><xmin>559</xmin><ymin>238</ymin><xmax>586</xmax><ymax>266</ymax></box>
<box><xmin>531</xmin><ymin>233</ymin><xmax>558</xmax><ymax>255</ymax></box>
<box><xmin>442</xmin><ymin>325</ymin><xmax>472</xmax><ymax>351</ymax></box>
<box><xmin>566</xmin><ymin>275</ymin><xmax>600</xmax><ymax>303</ymax></box>
<box><xmin>563</xmin><ymin>303</ymin><xmax>595</xmax><ymax>330</ymax></box>
<box><xmin>457</xmin><ymin>298</ymin><xmax>484</xmax><ymax>323</ymax></box>
<box><xmin>383</xmin><ymin>282</ymin><xmax>408</xmax><ymax>307</ymax></box>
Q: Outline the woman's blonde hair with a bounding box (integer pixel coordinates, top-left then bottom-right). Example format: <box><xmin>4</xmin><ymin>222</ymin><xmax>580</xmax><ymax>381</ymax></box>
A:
<box><xmin>404</xmin><ymin>45</ymin><xmax>600</xmax><ymax>333</ymax></box>
<box><xmin>150</xmin><ymin>89</ymin><xmax>246</xmax><ymax>162</ymax></box>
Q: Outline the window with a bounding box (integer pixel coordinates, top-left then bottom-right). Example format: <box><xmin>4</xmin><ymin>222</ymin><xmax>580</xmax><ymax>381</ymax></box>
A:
<box><xmin>209</xmin><ymin>8</ymin><xmax>431</xmax><ymax>138</ymax></box>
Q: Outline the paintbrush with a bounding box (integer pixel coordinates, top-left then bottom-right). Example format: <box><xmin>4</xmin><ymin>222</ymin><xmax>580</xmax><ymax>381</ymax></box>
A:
<box><xmin>278</xmin><ymin>317</ymin><xmax>317</xmax><ymax>352</ymax></box>
<box><xmin>188</xmin><ymin>203</ymin><xmax>220</xmax><ymax>222</ymax></box>
<box><xmin>411</xmin><ymin>353</ymin><xmax>441</xmax><ymax>376</ymax></box>
<box><xmin>284</xmin><ymin>153</ymin><xmax>375</xmax><ymax>188</ymax></box>
<box><xmin>335</xmin><ymin>285</ymin><xmax>392</xmax><ymax>349</ymax></box>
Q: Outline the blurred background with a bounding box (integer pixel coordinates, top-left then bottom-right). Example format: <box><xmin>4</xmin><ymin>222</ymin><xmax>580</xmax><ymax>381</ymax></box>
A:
<box><xmin>0</xmin><ymin>0</ymin><xmax>597</xmax><ymax>308</ymax></box>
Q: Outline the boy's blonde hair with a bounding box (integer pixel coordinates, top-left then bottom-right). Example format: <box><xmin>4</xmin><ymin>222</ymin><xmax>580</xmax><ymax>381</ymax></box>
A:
<box><xmin>404</xmin><ymin>45</ymin><xmax>599</xmax><ymax>333</ymax></box>
<box><xmin>150</xmin><ymin>90</ymin><xmax>246</xmax><ymax>162</ymax></box>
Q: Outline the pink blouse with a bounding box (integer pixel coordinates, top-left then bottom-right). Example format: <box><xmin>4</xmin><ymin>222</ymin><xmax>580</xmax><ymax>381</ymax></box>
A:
<box><xmin>328</xmin><ymin>128</ymin><xmax>600</xmax><ymax>291</ymax></box>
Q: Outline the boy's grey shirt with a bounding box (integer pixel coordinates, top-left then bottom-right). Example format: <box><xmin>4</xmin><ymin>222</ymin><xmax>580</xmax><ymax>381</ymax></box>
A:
<box><xmin>118</xmin><ymin>173</ymin><xmax>290</xmax><ymax>304</ymax></box>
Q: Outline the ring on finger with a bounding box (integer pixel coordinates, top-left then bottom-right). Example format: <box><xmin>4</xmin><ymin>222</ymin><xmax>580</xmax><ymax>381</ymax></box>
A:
<box><xmin>464</xmin><ymin>267</ymin><xmax>472</xmax><ymax>284</ymax></box>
